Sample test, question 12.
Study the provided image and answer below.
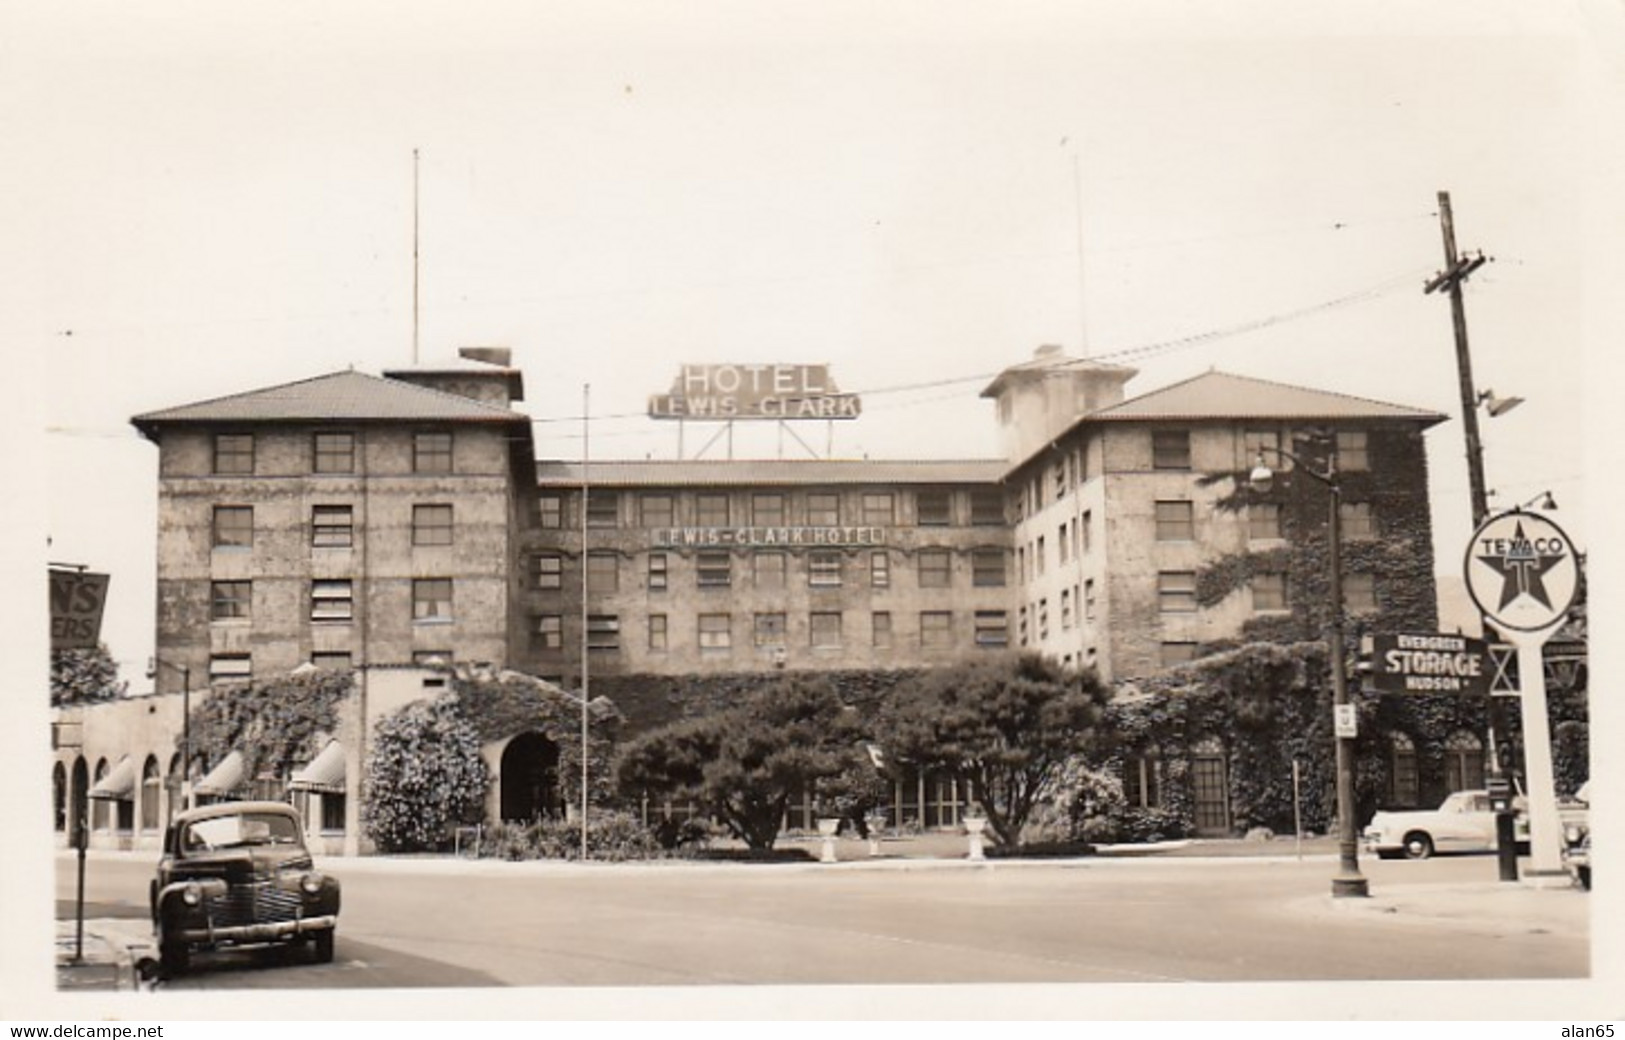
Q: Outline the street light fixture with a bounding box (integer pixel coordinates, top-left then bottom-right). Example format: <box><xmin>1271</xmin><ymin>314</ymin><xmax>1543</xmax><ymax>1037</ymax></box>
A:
<box><xmin>147</xmin><ymin>656</ymin><xmax>193</xmax><ymax>813</ymax></box>
<box><xmin>1250</xmin><ymin>445</ymin><xmax>1370</xmax><ymax>899</ymax></box>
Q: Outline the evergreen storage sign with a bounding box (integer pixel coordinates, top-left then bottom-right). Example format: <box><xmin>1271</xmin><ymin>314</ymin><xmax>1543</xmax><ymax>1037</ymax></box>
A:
<box><xmin>1361</xmin><ymin>633</ymin><xmax>1492</xmax><ymax>695</ymax></box>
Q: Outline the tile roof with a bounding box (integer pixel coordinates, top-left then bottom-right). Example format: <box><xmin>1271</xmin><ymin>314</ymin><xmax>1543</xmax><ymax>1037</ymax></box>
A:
<box><xmin>536</xmin><ymin>458</ymin><xmax>1008</xmax><ymax>487</ymax></box>
<box><xmin>1087</xmin><ymin>370</ymin><xmax>1448</xmax><ymax>424</ymax></box>
<box><xmin>131</xmin><ymin>370</ymin><xmax>531</xmax><ymax>433</ymax></box>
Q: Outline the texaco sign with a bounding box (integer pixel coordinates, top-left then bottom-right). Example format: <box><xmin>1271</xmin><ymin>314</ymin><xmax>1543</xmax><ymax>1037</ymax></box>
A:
<box><xmin>1463</xmin><ymin>511</ymin><xmax>1580</xmax><ymax>633</ymax></box>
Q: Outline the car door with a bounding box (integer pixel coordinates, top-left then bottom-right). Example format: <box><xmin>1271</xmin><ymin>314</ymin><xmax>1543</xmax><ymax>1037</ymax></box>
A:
<box><xmin>1438</xmin><ymin>792</ymin><xmax>1495</xmax><ymax>852</ymax></box>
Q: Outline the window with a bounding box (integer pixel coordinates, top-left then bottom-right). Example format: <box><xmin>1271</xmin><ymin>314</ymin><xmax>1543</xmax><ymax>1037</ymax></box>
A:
<box><xmin>1249</xmin><ymin>502</ymin><xmax>1281</xmax><ymax>541</ymax></box>
<box><xmin>871</xmin><ymin>612</ymin><xmax>893</xmax><ymax>649</ymax></box>
<box><xmin>869</xmin><ymin>551</ymin><xmax>890</xmax><ymax>589</ymax></box>
<box><xmin>313</xmin><ymin>432</ymin><xmax>354</xmax><ymax>474</ymax></box>
<box><xmin>918</xmin><ymin>549</ymin><xmax>951</xmax><ymax>588</ymax></box>
<box><xmin>1084</xmin><ymin>579</ymin><xmax>1097</xmax><ymax>622</ymax></box>
<box><xmin>587</xmin><ymin>552</ymin><xmax>619</xmax><ymax>593</ymax></box>
<box><xmin>413</xmin><ymin>579</ymin><xmax>453</xmax><ymax>621</ymax></box>
<box><xmin>536</xmin><ymin>614</ymin><xmax>563</xmax><ymax>650</ymax></box>
<box><xmin>1081</xmin><ymin>510</ymin><xmax>1092</xmax><ymax>553</ymax></box>
<box><xmin>1058</xmin><ymin>522</ymin><xmax>1070</xmax><ymax>564</ymax></box>
<box><xmin>586</xmin><ymin>491</ymin><xmax>619</xmax><ymax>528</ymax></box>
<box><xmin>1154</xmin><ymin>500</ymin><xmax>1194</xmax><ymax>541</ymax></box>
<box><xmin>1018</xmin><ymin>605</ymin><xmax>1029</xmax><ymax>646</ymax></box>
<box><xmin>917</xmin><ymin>490</ymin><xmax>951</xmax><ymax>526</ymax></box>
<box><xmin>311</xmin><ymin>580</ymin><xmax>353</xmax><ymax>622</ymax></box>
<box><xmin>807</xmin><ymin>493</ymin><xmax>840</xmax><ymax>526</ymax></box>
<box><xmin>587</xmin><ymin>615</ymin><xmax>620</xmax><ymax>651</ymax></box>
<box><xmin>1444</xmin><ymin>731</ymin><xmax>1486</xmax><ymax>792</ymax></box>
<box><xmin>538</xmin><ymin>494</ymin><xmax>565</xmax><ymax>529</ymax></box>
<box><xmin>752</xmin><ymin>493</ymin><xmax>785</xmax><ymax>527</ymax></box>
<box><xmin>210</xmin><ymin>580</ymin><xmax>251</xmax><ymax>621</ymax></box>
<box><xmin>1152</xmin><ymin>429</ymin><xmax>1191</xmax><ymax>470</ymax></box>
<box><xmin>647</xmin><ymin>553</ymin><xmax>668</xmax><ymax>591</ymax></box>
<box><xmin>1061</xmin><ymin>589</ymin><xmax>1072</xmax><ymax>629</ymax></box>
<box><xmin>214</xmin><ymin>434</ymin><xmax>254</xmax><ymax>475</ymax></box>
<box><xmin>413</xmin><ymin>504</ymin><xmax>454</xmax><ymax>546</ymax></box>
<box><xmin>213</xmin><ymin>506</ymin><xmax>253</xmax><ymax>548</ymax></box>
<box><xmin>534</xmin><ymin>553</ymin><xmax>563</xmax><ymax>590</ymax></box>
<box><xmin>413</xmin><ymin>432</ymin><xmax>452</xmax><ymax>474</ymax></box>
<box><xmin>754</xmin><ymin>551</ymin><xmax>787</xmax><ymax>589</ymax></box>
<box><xmin>698</xmin><ymin>613</ymin><xmax>732</xmax><ymax>652</ymax></box>
<box><xmin>1018</xmin><ymin>546</ymin><xmax>1026</xmax><ymax>582</ymax></box>
<box><xmin>696</xmin><ymin>493</ymin><xmax>730</xmax><ymax>527</ymax></box>
<box><xmin>1336</xmin><ymin>430</ymin><xmax>1370</xmax><ymax>472</ymax></box>
<box><xmin>311</xmin><ymin>652</ymin><xmax>351</xmax><ymax>671</ymax></box>
<box><xmin>1243</xmin><ymin>429</ymin><xmax>1281</xmax><ymax>470</ymax></box>
<box><xmin>1160</xmin><ymin>642</ymin><xmax>1199</xmax><ymax>668</ymax></box>
<box><xmin>1054</xmin><ymin>464</ymin><xmax>1066</xmax><ymax>501</ymax></box>
<box><xmin>970</xmin><ymin>489</ymin><xmax>1004</xmax><ymax>526</ymax></box>
<box><xmin>1339</xmin><ymin>502</ymin><xmax>1375</xmax><ymax>540</ymax></box>
<box><xmin>920</xmin><ymin>611</ymin><xmax>952</xmax><ymax>650</ymax></box>
<box><xmin>1158</xmin><ymin>571</ymin><xmax>1198</xmax><ymax>613</ymax></box>
<box><xmin>312</xmin><ymin>505</ymin><xmax>353</xmax><ymax>548</ymax></box>
<box><xmin>970</xmin><ymin>548</ymin><xmax>1006</xmax><ymax>588</ymax></box>
<box><xmin>1123</xmin><ymin>752</ymin><xmax>1163</xmax><ymax>808</ymax></box>
<box><xmin>809</xmin><ymin>551</ymin><xmax>842</xmax><ymax>587</ymax></box>
<box><xmin>648</xmin><ymin>615</ymin><xmax>668</xmax><ymax>652</ymax></box>
<box><xmin>1035</xmin><ymin>536</ymin><xmax>1046</xmax><ymax>575</ymax></box>
<box><xmin>810</xmin><ymin>612</ymin><xmax>842</xmax><ymax>648</ymax></box>
<box><xmin>754</xmin><ymin>612</ymin><xmax>787</xmax><ymax>647</ymax></box>
<box><xmin>640</xmin><ymin>495</ymin><xmax>674</xmax><ymax>529</ymax></box>
<box><xmin>1343</xmin><ymin>572</ymin><xmax>1377</xmax><ymax>614</ymax></box>
<box><xmin>320</xmin><ymin>793</ymin><xmax>346</xmax><ymax>833</ymax></box>
<box><xmin>861</xmin><ymin>493</ymin><xmax>894</xmax><ymax>526</ymax></box>
<box><xmin>209</xmin><ymin>654</ymin><xmax>252</xmax><ymax>684</ymax></box>
<box><xmin>974</xmin><ymin>611</ymin><xmax>1008</xmax><ymax>648</ymax></box>
<box><xmin>697</xmin><ymin>551</ymin><xmax>731</xmax><ymax>588</ymax></box>
<box><xmin>1251</xmin><ymin>572</ymin><xmax>1288</xmax><ymax>612</ymax></box>
<box><xmin>1390</xmin><ymin>734</ymin><xmax>1419</xmax><ymax>807</ymax></box>
<box><xmin>1038</xmin><ymin>599</ymin><xmax>1049</xmax><ymax>641</ymax></box>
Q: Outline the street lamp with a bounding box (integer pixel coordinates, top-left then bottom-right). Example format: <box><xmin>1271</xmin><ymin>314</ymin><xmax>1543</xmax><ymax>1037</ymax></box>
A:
<box><xmin>1249</xmin><ymin>445</ymin><xmax>1370</xmax><ymax>898</ymax></box>
<box><xmin>147</xmin><ymin>656</ymin><xmax>192</xmax><ymax>813</ymax></box>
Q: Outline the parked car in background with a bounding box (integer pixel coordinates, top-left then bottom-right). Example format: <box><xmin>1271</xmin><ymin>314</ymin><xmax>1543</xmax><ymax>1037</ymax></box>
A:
<box><xmin>1561</xmin><ymin>782</ymin><xmax>1591</xmax><ymax>889</ymax></box>
<box><xmin>150</xmin><ymin>800</ymin><xmax>341</xmax><ymax>975</ymax></box>
<box><xmin>1363</xmin><ymin>789</ymin><xmax>1528</xmax><ymax>860</ymax></box>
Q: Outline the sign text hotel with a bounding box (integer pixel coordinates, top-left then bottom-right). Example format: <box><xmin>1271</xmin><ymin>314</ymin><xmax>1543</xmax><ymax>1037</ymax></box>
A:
<box><xmin>648</xmin><ymin>363</ymin><xmax>862</xmax><ymax>421</ymax></box>
<box><xmin>654</xmin><ymin>526</ymin><xmax>886</xmax><ymax>548</ymax></box>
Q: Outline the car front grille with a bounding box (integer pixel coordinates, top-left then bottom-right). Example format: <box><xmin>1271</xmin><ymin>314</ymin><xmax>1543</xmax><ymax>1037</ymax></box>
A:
<box><xmin>206</xmin><ymin>879</ymin><xmax>303</xmax><ymax>927</ymax></box>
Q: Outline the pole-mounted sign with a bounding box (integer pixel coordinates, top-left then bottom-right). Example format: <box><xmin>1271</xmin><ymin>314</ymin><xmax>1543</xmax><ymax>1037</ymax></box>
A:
<box><xmin>1463</xmin><ymin>509</ymin><xmax>1580</xmax><ymax>879</ymax></box>
<box><xmin>49</xmin><ymin>568</ymin><xmax>110</xmax><ymax>652</ymax></box>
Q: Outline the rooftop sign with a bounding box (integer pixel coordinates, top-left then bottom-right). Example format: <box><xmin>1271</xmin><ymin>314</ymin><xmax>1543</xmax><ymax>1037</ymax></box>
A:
<box><xmin>49</xmin><ymin>568</ymin><xmax>110</xmax><ymax>651</ymax></box>
<box><xmin>648</xmin><ymin>364</ymin><xmax>862</xmax><ymax>421</ymax></box>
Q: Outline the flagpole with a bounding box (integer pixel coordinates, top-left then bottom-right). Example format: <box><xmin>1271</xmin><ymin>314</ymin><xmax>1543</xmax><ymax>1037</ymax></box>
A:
<box><xmin>580</xmin><ymin>384</ymin><xmax>590</xmax><ymax>860</ymax></box>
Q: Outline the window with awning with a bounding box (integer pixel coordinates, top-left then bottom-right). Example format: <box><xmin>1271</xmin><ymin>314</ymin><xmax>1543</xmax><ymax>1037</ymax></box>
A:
<box><xmin>88</xmin><ymin>756</ymin><xmax>135</xmax><ymax>800</ymax></box>
<box><xmin>288</xmin><ymin>740</ymin><xmax>346</xmax><ymax>795</ymax></box>
<box><xmin>193</xmin><ymin>750</ymin><xmax>246</xmax><ymax>800</ymax></box>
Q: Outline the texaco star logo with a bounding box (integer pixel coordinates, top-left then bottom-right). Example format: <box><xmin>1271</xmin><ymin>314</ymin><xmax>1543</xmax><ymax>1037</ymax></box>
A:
<box><xmin>1464</xmin><ymin>511</ymin><xmax>1579</xmax><ymax>632</ymax></box>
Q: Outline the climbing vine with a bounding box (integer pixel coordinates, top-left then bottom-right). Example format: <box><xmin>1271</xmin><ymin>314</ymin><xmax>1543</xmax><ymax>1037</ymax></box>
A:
<box><xmin>186</xmin><ymin>669</ymin><xmax>352</xmax><ymax>784</ymax></box>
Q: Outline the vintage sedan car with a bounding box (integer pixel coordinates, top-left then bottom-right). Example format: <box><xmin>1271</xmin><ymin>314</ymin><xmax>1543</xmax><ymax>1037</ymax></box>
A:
<box><xmin>1363</xmin><ymin>789</ymin><xmax>1528</xmax><ymax>860</ymax></box>
<box><xmin>150</xmin><ymin>800</ymin><xmax>340</xmax><ymax>974</ymax></box>
<box><xmin>1562</xmin><ymin>782</ymin><xmax>1591</xmax><ymax>889</ymax></box>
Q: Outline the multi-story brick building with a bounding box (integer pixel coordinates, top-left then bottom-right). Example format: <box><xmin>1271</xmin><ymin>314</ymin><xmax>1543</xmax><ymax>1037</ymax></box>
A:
<box><xmin>54</xmin><ymin>344</ymin><xmax>1448</xmax><ymax>850</ymax></box>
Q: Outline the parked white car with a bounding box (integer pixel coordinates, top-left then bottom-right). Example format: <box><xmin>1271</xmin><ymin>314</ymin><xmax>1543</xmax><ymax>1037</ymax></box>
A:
<box><xmin>1363</xmin><ymin>790</ymin><xmax>1528</xmax><ymax>860</ymax></box>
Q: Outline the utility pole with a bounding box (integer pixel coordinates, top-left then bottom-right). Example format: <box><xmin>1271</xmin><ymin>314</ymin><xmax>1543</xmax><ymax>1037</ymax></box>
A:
<box><xmin>1425</xmin><ymin>190</ymin><xmax>1515</xmax><ymax>882</ymax></box>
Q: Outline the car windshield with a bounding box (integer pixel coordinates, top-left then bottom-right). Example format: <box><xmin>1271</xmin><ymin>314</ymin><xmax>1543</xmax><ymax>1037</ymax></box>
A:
<box><xmin>182</xmin><ymin>812</ymin><xmax>301</xmax><ymax>852</ymax></box>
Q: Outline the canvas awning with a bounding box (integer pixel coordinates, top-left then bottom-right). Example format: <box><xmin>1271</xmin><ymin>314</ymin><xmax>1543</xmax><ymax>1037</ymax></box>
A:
<box><xmin>288</xmin><ymin>740</ymin><xmax>346</xmax><ymax>795</ymax></box>
<box><xmin>88</xmin><ymin>756</ymin><xmax>135</xmax><ymax>800</ymax></box>
<box><xmin>193</xmin><ymin>750</ymin><xmax>246</xmax><ymax>798</ymax></box>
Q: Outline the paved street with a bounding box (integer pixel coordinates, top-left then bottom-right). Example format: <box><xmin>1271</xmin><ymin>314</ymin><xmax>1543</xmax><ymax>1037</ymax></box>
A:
<box><xmin>56</xmin><ymin>844</ymin><xmax>1588</xmax><ymax>990</ymax></box>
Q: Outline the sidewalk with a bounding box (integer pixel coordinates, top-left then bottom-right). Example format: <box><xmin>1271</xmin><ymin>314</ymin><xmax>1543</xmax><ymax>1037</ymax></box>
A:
<box><xmin>55</xmin><ymin>917</ymin><xmax>158</xmax><ymax>994</ymax></box>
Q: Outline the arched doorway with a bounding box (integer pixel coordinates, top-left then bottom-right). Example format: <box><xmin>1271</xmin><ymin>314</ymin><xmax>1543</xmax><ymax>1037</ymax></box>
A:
<box><xmin>500</xmin><ymin>732</ymin><xmax>561</xmax><ymax>823</ymax></box>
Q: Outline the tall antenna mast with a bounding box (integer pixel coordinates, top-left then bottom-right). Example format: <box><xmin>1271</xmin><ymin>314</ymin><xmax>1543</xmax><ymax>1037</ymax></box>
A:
<box><xmin>1072</xmin><ymin>149</ymin><xmax>1090</xmax><ymax>358</ymax></box>
<box><xmin>412</xmin><ymin>147</ymin><xmax>421</xmax><ymax>365</ymax></box>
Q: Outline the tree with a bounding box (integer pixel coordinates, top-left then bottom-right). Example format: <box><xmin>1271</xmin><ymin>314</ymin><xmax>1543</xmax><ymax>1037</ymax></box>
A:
<box><xmin>877</xmin><ymin>653</ymin><xmax>1110</xmax><ymax>847</ymax></box>
<box><xmin>363</xmin><ymin>696</ymin><xmax>490</xmax><ymax>853</ymax></box>
<box><xmin>614</xmin><ymin>675</ymin><xmax>870</xmax><ymax>851</ymax></box>
<box><xmin>51</xmin><ymin>644</ymin><xmax>126</xmax><ymax>707</ymax></box>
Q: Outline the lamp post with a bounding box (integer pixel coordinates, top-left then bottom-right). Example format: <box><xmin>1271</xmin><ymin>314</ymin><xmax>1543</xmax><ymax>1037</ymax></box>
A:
<box><xmin>1250</xmin><ymin>445</ymin><xmax>1369</xmax><ymax>898</ymax></box>
<box><xmin>149</xmin><ymin>657</ymin><xmax>192</xmax><ymax>813</ymax></box>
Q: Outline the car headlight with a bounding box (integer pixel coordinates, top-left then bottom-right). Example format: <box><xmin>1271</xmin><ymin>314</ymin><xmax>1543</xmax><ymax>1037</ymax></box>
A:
<box><xmin>301</xmin><ymin>871</ymin><xmax>324</xmax><ymax>895</ymax></box>
<box><xmin>1564</xmin><ymin>824</ymin><xmax>1584</xmax><ymax>844</ymax></box>
<box><xmin>181</xmin><ymin>882</ymin><xmax>203</xmax><ymax>906</ymax></box>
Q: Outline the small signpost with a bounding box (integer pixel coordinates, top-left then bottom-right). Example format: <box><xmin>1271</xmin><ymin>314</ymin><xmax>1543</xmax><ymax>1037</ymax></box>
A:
<box><xmin>1463</xmin><ymin>510</ymin><xmax>1581</xmax><ymax>879</ymax></box>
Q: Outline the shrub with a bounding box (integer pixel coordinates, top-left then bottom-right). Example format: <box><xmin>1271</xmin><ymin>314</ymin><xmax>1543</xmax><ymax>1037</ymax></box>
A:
<box><xmin>474</xmin><ymin>811</ymin><xmax>664</xmax><ymax>862</ymax></box>
<box><xmin>363</xmin><ymin>696</ymin><xmax>490</xmax><ymax>853</ymax></box>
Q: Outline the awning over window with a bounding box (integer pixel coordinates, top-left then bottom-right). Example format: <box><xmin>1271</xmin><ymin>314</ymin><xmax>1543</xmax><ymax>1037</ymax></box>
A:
<box><xmin>88</xmin><ymin>756</ymin><xmax>135</xmax><ymax>800</ymax></box>
<box><xmin>193</xmin><ymin>750</ymin><xmax>246</xmax><ymax>798</ymax></box>
<box><xmin>288</xmin><ymin>740</ymin><xmax>346</xmax><ymax>795</ymax></box>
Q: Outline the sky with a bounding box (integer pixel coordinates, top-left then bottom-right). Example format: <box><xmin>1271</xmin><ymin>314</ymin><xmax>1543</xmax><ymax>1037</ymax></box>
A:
<box><xmin>5</xmin><ymin>0</ymin><xmax>1625</xmax><ymax>1019</ymax></box>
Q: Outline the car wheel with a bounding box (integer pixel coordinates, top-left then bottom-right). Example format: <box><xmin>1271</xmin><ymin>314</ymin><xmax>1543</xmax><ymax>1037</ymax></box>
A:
<box><xmin>312</xmin><ymin>928</ymin><xmax>335</xmax><ymax>964</ymax></box>
<box><xmin>159</xmin><ymin>940</ymin><xmax>189</xmax><ymax>976</ymax></box>
<box><xmin>1403</xmin><ymin>832</ymin><xmax>1434</xmax><ymax>860</ymax></box>
<box><xmin>1578</xmin><ymin>866</ymin><xmax>1591</xmax><ymax>891</ymax></box>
